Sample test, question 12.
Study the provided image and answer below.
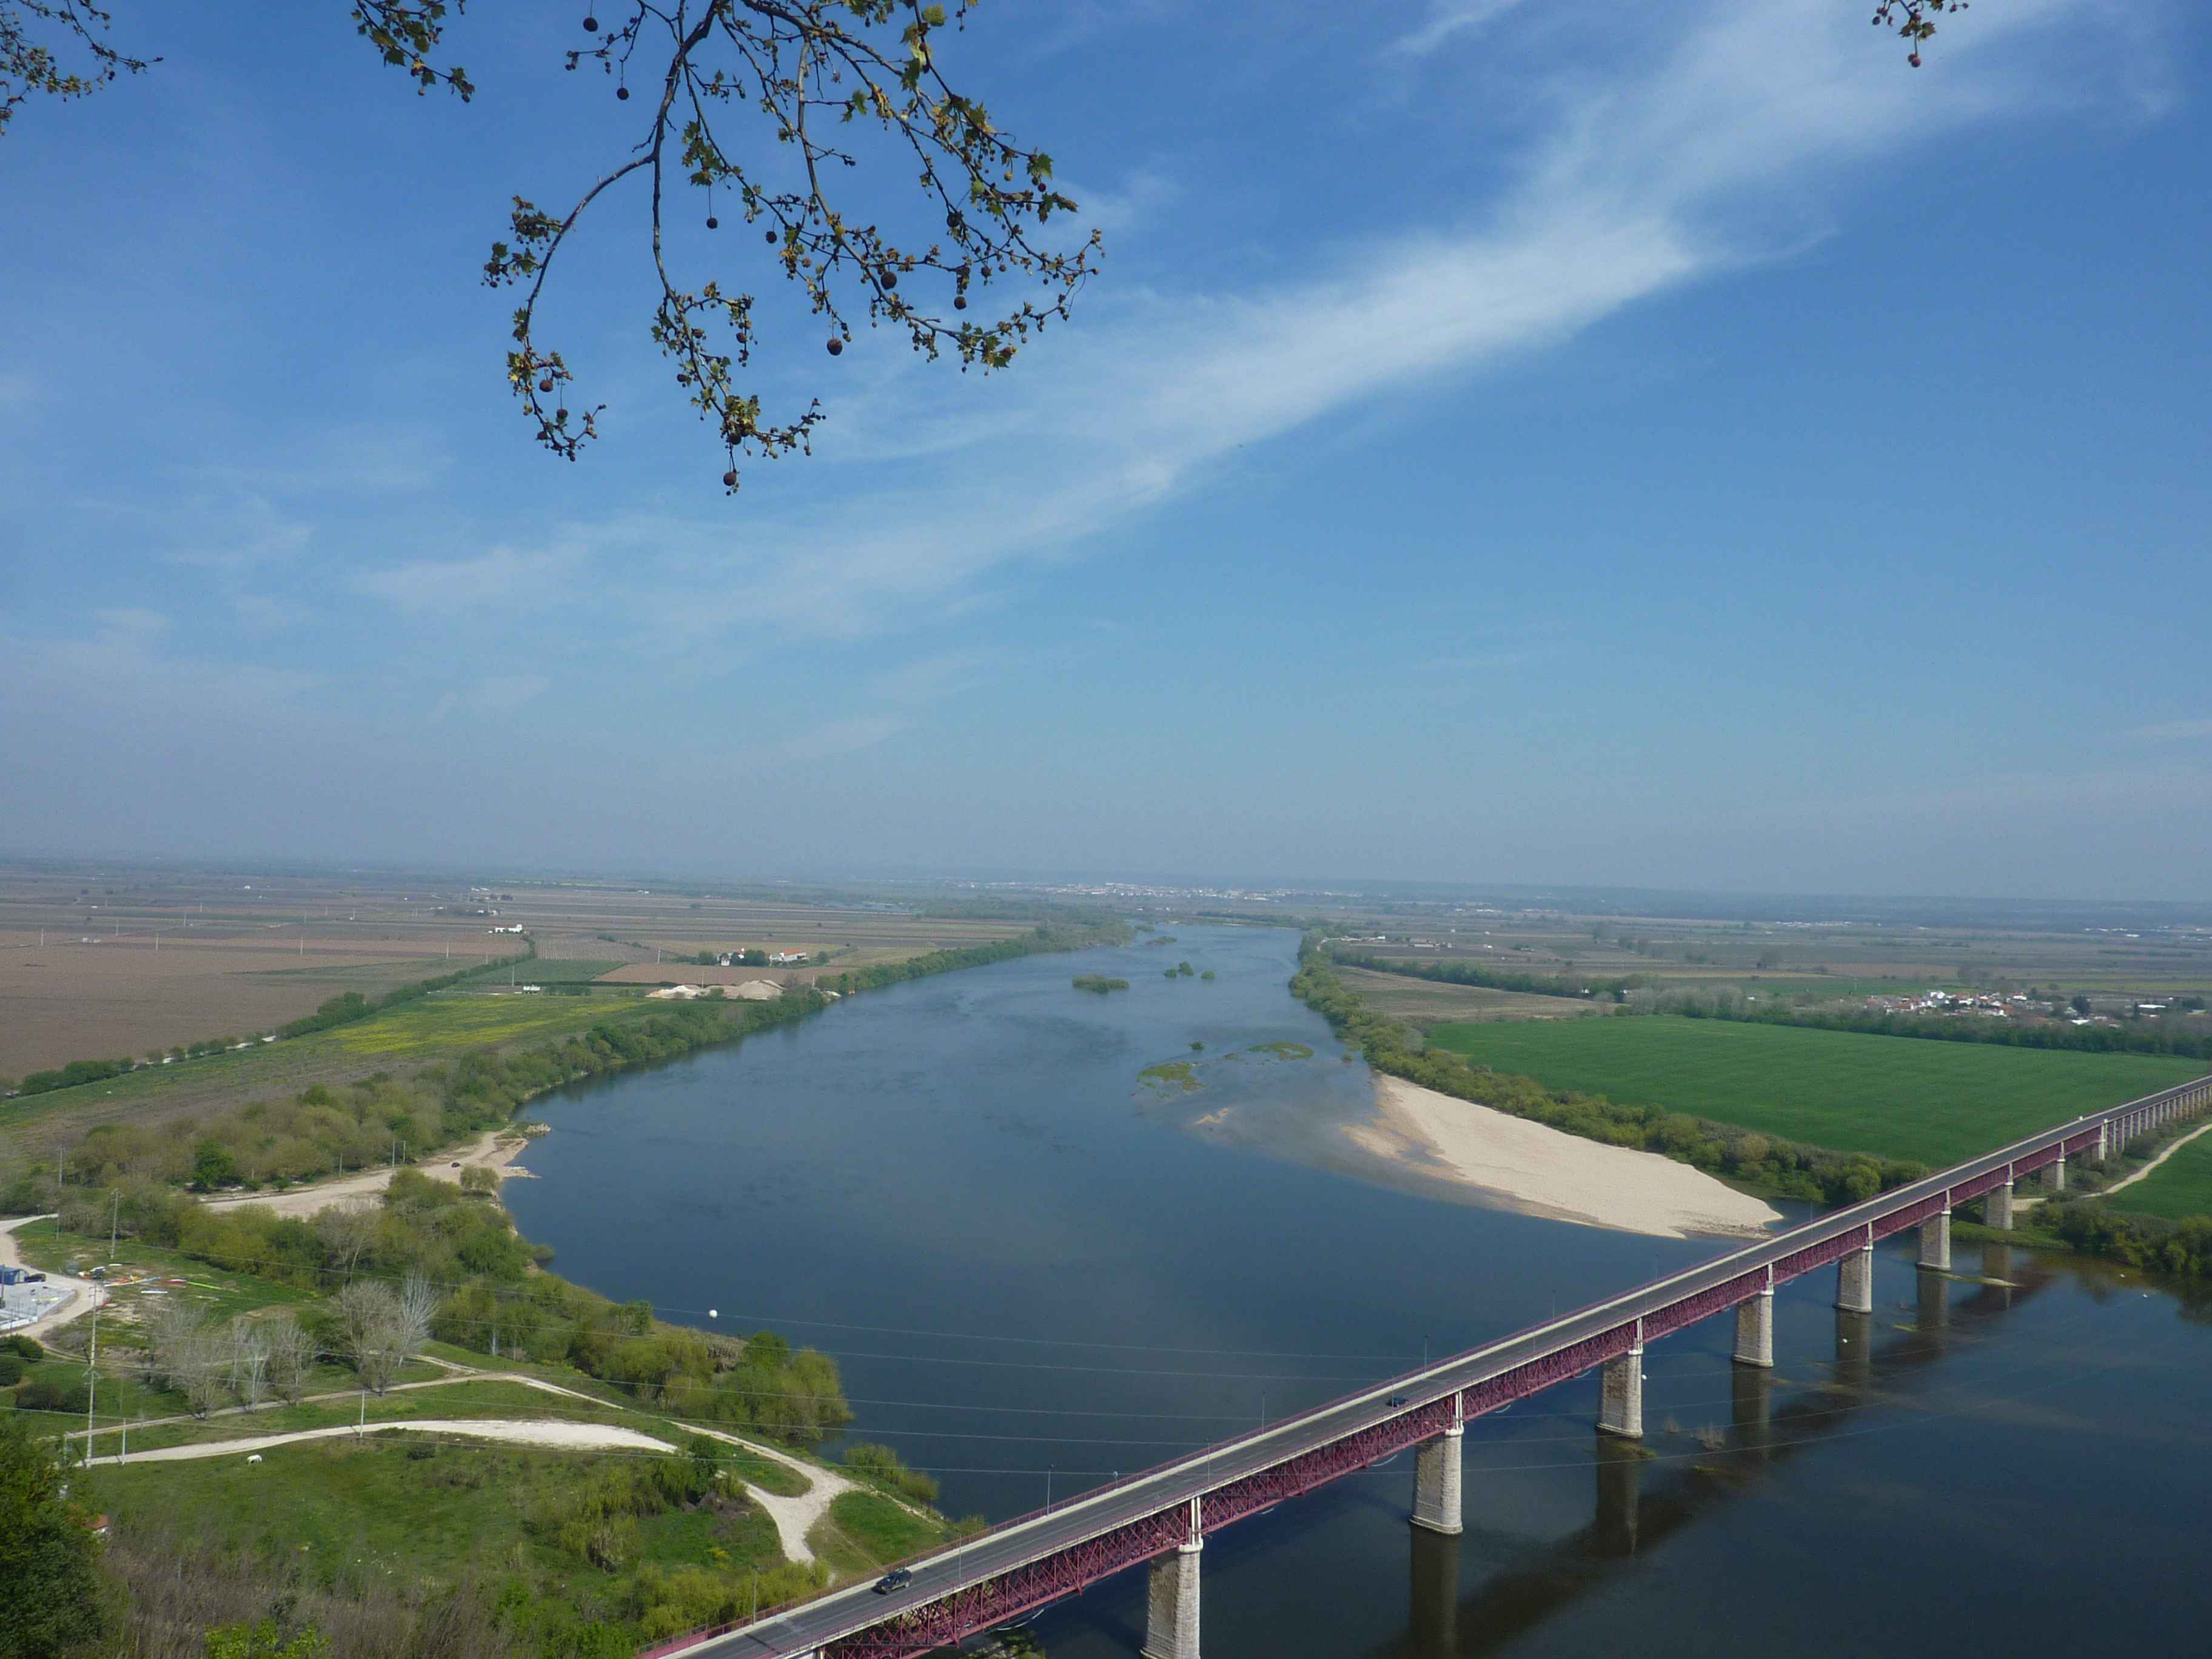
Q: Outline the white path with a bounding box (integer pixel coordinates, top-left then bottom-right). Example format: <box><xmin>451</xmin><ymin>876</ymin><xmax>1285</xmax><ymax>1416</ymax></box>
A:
<box><xmin>0</xmin><ymin>1214</ymin><xmax>104</xmax><ymax>1338</ymax></box>
<box><xmin>84</xmin><ymin>1417</ymin><xmax>677</xmax><ymax>1466</ymax></box>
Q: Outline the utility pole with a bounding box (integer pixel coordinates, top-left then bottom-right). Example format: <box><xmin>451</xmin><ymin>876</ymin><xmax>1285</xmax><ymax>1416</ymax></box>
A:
<box><xmin>109</xmin><ymin>1190</ymin><xmax>119</xmax><ymax>1262</ymax></box>
<box><xmin>84</xmin><ymin>1297</ymin><xmax>101</xmax><ymax>1461</ymax></box>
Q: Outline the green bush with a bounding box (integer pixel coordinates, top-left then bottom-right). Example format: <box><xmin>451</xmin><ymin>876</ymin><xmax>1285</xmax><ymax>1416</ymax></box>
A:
<box><xmin>0</xmin><ymin>1354</ymin><xmax>24</xmax><ymax>1387</ymax></box>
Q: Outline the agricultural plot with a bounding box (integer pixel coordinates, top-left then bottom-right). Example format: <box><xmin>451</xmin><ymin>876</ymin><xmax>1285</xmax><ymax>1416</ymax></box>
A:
<box><xmin>1426</xmin><ymin>1016</ymin><xmax>2205</xmax><ymax>1168</ymax></box>
<box><xmin>0</xmin><ymin>990</ymin><xmax>660</xmax><ymax>1151</ymax></box>
<box><xmin>0</xmin><ymin>937</ymin><xmax>454</xmax><ymax>1078</ymax></box>
<box><xmin>1336</xmin><ymin>965</ymin><xmax>1595</xmax><ymax>1024</ymax></box>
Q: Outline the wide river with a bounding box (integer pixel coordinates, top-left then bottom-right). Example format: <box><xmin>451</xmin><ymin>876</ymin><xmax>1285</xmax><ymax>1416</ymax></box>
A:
<box><xmin>508</xmin><ymin>926</ymin><xmax>2211</xmax><ymax>1657</ymax></box>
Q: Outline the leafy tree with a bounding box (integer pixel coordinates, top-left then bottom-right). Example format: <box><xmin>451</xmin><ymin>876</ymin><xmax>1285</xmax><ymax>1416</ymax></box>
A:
<box><xmin>0</xmin><ymin>1414</ymin><xmax>107</xmax><ymax>1657</ymax></box>
<box><xmin>2</xmin><ymin>0</ymin><xmax>1097</xmax><ymax>492</ymax></box>
<box><xmin>190</xmin><ymin>1138</ymin><xmax>239</xmax><ymax>1190</ymax></box>
<box><xmin>2071</xmin><ymin>994</ymin><xmax>2093</xmax><ymax>1016</ymax></box>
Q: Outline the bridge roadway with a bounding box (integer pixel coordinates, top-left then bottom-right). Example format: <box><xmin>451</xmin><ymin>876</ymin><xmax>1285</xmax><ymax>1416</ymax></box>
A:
<box><xmin>669</xmin><ymin>1070</ymin><xmax>2210</xmax><ymax>1659</ymax></box>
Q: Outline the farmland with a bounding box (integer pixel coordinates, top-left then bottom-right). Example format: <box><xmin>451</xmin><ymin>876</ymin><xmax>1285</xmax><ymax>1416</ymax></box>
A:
<box><xmin>1426</xmin><ymin>1015</ymin><xmax>2205</xmax><ymax>1168</ymax></box>
<box><xmin>0</xmin><ymin>986</ymin><xmax>663</xmax><ymax>1151</ymax></box>
<box><xmin>0</xmin><ymin>858</ymin><xmax>1103</xmax><ymax>1159</ymax></box>
<box><xmin>1335</xmin><ymin>965</ymin><xmax>1594</xmax><ymax>1025</ymax></box>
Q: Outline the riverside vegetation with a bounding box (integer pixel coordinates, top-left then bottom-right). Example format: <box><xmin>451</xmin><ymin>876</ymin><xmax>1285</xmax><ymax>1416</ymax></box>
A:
<box><xmin>1</xmin><ymin>925</ymin><xmax>1139</xmax><ymax>1658</ymax></box>
<box><xmin>1305</xmin><ymin>940</ymin><xmax>2212</xmax><ymax>1284</ymax></box>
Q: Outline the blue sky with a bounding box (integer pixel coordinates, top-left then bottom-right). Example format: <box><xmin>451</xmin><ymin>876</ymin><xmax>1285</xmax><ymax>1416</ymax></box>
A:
<box><xmin>3</xmin><ymin>0</ymin><xmax>2207</xmax><ymax>896</ymax></box>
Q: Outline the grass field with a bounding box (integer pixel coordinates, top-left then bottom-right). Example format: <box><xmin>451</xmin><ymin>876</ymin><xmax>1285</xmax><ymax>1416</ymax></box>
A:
<box><xmin>2104</xmin><ymin>1128</ymin><xmax>2212</xmax><ymax>1221</ymax></box>
<box><xmin>806</xmin><ymin>1492</ymin><xmax>938</xmax><ymax>1580</ymax></box>
<box><xmin>89</xmin><ymin>1437</ymin><xmax>786</xmax><ymax>1590</ymax></box>
<box><xmin>323</xmin><ymin>991</ymin><xmax>645</xmax><ymax>1057</ymax></box>
<box><xmin>1426</xmin><ymin>1016</ymin><xmax>2207</xmax><ymax>1167</ymax></box>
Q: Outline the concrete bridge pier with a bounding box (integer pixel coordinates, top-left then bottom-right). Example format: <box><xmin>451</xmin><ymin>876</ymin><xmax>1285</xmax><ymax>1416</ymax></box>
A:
<box><xmin>1918</xmin><ymin>1209</ymin><xmax>1951</xmax><ymax>1272</ymax></box>
<box><xmin>1598</xmin><ymin>1342</ymin><xmax>1644</xmax><ymax>1438</ymax></box>
<box><xmin>1410</xmin><ymin>1414</ymin><xmax>1465</xmax><ymax>1535</ymax></box>
<box><xmin>2047</xmin><ymin>1154</ymin><xmax>2067</xmax><ymax>1194</ymax></box>
<box><xmin>1985</xmin><ymin>1180</ymin><xmax>2017</xmax><ymax>1231</ymax></box>
<box><xmin>1407</xmin><ymin>1523</ymin><xmax>1461</xmax><ymax>1657</ymax></box>
<box><xmin>1837</xmin><ymin>1244</ymin><xmax>1875</xmax><ymax>1314</ymax></box>
<box><xmin>1141</xmin><ymin>1501</ymin><xmax>1203</xmax><ymax>1659</ymax></box>
<box><xmin>1593</xmin><ymin>1434</ymin><xmax>1643</xmax><ymax>1555</ymax></box>
<box><xmin>1732</xmin><ymin>1286</ymin><xmax>1775</xmax><ymax>1368</ymax></box>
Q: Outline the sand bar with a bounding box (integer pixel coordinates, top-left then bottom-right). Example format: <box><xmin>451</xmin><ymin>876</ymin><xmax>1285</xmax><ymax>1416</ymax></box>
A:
<box><xmin>1349</xmin><ymin>1074</ymin><xmax>1781</xmax><ymax>1241</ymax></box>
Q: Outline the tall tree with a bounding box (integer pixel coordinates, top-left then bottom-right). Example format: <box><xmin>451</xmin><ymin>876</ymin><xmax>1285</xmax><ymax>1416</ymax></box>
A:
<box><xmin>0</xmin><ymin>1415</ymin><xmax>107</xmax><ymax>1658</ymax></box>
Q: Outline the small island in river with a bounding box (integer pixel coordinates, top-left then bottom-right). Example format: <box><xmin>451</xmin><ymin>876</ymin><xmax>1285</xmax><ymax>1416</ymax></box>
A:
<box><xmin>1073</xmin><ymin>974</ymin><xmax>1131</xmax><ymax>993</ymax></box>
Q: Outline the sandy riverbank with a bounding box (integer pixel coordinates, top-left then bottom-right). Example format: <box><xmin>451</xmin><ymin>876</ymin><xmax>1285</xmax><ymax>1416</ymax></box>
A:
<box><xmin>1347</xmin><ymin>1075</ymin><xmax>1781</xmax><ymax>1241</ymax></box>
<box><xmin>201</xmin><ymin>1126</ymin><xmax>537</xmax><ymax>1220</ymax></box>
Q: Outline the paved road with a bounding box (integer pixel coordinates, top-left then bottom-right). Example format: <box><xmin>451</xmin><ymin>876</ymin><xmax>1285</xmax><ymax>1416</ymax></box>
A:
<box><xmin>681</xmin><ymin>1071</ymin><xmax>2212</xmax><ymax>1658</ymax></box>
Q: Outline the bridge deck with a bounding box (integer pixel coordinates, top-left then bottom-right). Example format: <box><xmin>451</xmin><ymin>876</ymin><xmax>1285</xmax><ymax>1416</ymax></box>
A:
<box><xmin>663</xmin><ymin>1070</ymin><xmax>2208</xmax><ymax>1659</ymax></box>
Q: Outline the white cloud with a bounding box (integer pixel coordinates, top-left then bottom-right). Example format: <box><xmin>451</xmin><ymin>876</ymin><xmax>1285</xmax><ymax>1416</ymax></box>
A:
<box><xmin>352</xmin><ymin>545</ymin><xmax>583</xmax><ymax>615</ymax></box>
<box><xmin>1387</xmin><ymin>0</ymin><xmax>1532</xmax><ymax>59</ymax></box>
<box><xmin>554</xmin><ymin>0</ymin><xmax>2118</xmax><ymax>648</ymax></box>
<box><xmin>775</xmin><ymin>715</ymin><xmax>911</xmax><ymax>762</ymax></box>
<box><xmin>2123</xmin><ymin>717</ymin><xmax>2212</xmax><ymax>747</ymax></box>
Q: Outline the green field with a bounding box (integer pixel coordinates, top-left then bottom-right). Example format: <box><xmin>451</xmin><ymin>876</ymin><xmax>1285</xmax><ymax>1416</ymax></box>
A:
<box><xmin>89</xmin><ymin>1437</ymin><xmax>787</xmax><ymax>1589</ymax></box>
<box><xmin>2105</xmin><ymin>1129</ymin><xmax>2212</xmax><ymax>1221</ymax></box>
<box><xmin>1427</xmin><ymin>1016</ymin><xmax>2206</xmax><ymax>1167</ymax></box>
<box><xmin>323</xmin><ymin>991</ymin><xmax>645</xmax><ymax>1057</ymax></box>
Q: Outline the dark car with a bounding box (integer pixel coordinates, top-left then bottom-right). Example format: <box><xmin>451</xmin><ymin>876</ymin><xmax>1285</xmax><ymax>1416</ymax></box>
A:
<box><xmin>874</xmin><ymin>1567</ymin><xmax>914</xmax><ymax>1594</ymax></box>
<box><xmin>1386</xmin><ymin>1393</ymin><xmax>1407</xmax><ymax>1407</ymax></box>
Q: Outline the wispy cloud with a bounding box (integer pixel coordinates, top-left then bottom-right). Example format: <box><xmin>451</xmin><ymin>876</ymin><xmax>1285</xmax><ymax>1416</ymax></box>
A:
<box><xmin>2123</xmin><ymin>717</ymin><xmax>2212</xmax><ymax>746</ymax></box>
<box><xmin>1386</xmin><ymin>0</ymin><xmax>1532</xmax><ymax>59</ymax></box>
<box><xmin>352</xmin><ymin>545</ymin><xmax>583</xmax><ymax>615</ymax></box>
<box><xmin>531</xmin><ymin>0</ymin><xmax>2114</xmax><ymax>649</ymax></box>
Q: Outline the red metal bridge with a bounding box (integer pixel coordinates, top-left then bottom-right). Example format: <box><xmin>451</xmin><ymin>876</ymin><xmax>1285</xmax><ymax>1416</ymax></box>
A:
<box><xmin>651</xmin><ymin>1071</ymin><xmax>2209</xmax><ymax>1659</ymax></box>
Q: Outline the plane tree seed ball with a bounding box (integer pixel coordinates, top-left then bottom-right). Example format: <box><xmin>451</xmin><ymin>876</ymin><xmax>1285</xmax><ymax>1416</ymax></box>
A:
<box><xmin>583</xmin><ymin>15</ymin><xmax>597</xmax><ymax>30</ymax></box>
<box><xmin>722</xmin><ymin>471</ymin><xmax>737</xmax><ymax>488</ymax></box>
<box><xmin>826</xmin><ymin>337</ymin><xmax>843</xmax><ymax>356</ymax></box>
<box><xmin>616</xmin><ymin>85</ymin><xmax>629</xmax><ymax>101</ymax></box>
<box><xmin>706</xmin><ymin>215</ymin><xmax>719</xmax><ymax>229</ymax></box>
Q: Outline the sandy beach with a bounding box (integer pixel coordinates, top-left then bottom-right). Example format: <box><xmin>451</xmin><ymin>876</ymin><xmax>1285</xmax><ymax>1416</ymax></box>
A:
<box><xmin>1347</xmin><ymin>1074</ymin><xmax>1781</xmax><ymax>1241</ymax></box>
<box><xmin>200</xmin><ymin>1127</ymin><xmax>536</xmax><ymax>1220</ymax></box>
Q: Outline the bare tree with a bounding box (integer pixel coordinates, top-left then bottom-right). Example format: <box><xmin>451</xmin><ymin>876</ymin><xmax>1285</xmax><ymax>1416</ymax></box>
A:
<box><xmin>338</xmin><ymin>1279</ymin><xmax>405</xmax><ymax>1395</ymax></box>
<box><xmin>395</xmin><ymin>1270</ymin><xmax>440</xmax><ymax>1361</ymax></box>
<box><xmin>262</xmin><ymin>1313</ymin><xmax>317</xmax><ymax>1406</ymax></box>
<box><xmin>230</xmin><ymin>1317</ymin><xmax>272</xmax><ymax>1410</ymax></box>
<box><xmin>176</xmin><ymin>1327</ymin><xmax>230</xmax><ymax>1418</ymax></box>
<box><xmin>338</xmin><ymin>1273</ymin><xmax>437</xmax><ymax>1395</ymax></box>
<box><xmin>315</xmin><ymin>1202</ymin><xmax>380</xmax><ymax>1281</ymax></box>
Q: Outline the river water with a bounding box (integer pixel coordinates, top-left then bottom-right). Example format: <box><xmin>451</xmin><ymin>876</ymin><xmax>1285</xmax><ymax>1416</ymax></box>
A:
<box><xmin>506</xmin><ymin>926</ymin><xmax>2212</xmax><ymax>1657</ymax></box>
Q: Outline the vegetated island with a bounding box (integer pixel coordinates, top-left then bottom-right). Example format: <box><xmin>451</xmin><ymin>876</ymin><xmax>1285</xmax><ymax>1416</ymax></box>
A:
<box><xmin>1245</xmin><ymin>1041</ymin><xmax>1313</xmax><ymax>1060</ymax></box>
<box><xmin>1139</xmin><ymin>1061</ymin><xmax>1200</xmax><ymax>1093</ymax></box>
<box><xmin>1073</xmin><ymin>974</ymin><xmax>1131</xmax><ymax>994</ymax></box>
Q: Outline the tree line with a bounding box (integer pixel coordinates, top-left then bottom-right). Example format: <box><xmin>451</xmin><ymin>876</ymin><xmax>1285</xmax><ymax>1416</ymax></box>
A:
<box><xmin>825</xmin><ymin>920</ymin><xmax>1131</xmax><ymax>997</ymax></box>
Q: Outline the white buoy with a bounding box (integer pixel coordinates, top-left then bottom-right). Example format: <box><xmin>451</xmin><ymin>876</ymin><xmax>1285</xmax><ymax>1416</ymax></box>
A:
<box><xmin>708</xmin><ymin>1309</ymin><xmax>718</xmax><ymax>1319</ymax></box>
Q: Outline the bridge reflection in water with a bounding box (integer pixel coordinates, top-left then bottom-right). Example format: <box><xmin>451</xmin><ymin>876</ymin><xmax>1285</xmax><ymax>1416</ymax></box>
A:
<box><xmin>1389</xmin><ymin>1242</ymin><xmax>2042</xmax><ymax>1658</ymax></box>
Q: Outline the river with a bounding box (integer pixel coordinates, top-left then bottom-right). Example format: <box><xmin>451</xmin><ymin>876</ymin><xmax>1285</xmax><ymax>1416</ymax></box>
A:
<box><xmin>506</xmin><ymin>925</ymin><xmax>2212</xmax><ymax>1657</ymax></box>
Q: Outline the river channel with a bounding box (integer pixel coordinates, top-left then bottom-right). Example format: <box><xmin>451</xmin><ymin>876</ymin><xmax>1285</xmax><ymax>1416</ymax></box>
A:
<box><xmin>506</xmin><ymin>926</ymin><xmax>2212</xmax><ymax>1657</ymax></box>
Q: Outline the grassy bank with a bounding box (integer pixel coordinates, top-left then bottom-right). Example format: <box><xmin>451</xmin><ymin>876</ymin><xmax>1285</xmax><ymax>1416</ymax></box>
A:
<box><xmin>1424</xmin><ymin>1016</ymin><xmax>2202</xmax><ymax>1168</ymax></box>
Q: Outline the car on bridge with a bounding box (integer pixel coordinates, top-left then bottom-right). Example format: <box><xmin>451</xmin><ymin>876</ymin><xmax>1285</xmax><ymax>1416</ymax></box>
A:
<box><xmin>873</xmin><ymin>1568</ymin><xmax>913</xmax><ymax>1595</ymax></box>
